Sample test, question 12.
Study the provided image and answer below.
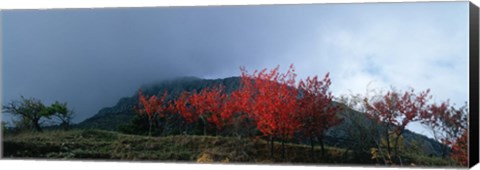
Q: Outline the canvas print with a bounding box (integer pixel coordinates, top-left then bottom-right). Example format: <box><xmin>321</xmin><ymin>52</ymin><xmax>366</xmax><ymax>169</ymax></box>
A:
<box><xmin>1</xmin><ymin>2</ymin><xmax>472</xmax><ymax>168</ymax></box>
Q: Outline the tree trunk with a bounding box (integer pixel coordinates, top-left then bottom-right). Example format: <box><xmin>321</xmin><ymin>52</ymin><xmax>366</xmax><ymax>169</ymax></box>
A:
<box><xmin>281</xmin><ymin>136</ymin><xmax>286</xmax><ymax>161</ymax></box>
<box><xmin>374</xmin><ymin>138</ymin><xmax>388</xmax><ymax>165</ymax></box>
<box><xmin>310</xmin><ymin>135</ymin><xmax>315</xmax><ymax>159</ymax></box>
<box><xmin>33</xmin><ymin>118</ymin><xmax>42</xmax><ymax>132</ymax></box>
<box><xmin>61</xmin><ymin>122</ymin><xmax>70</xmax><ymax>131</ymax></box>
<box><xmin>393</xmin><ymin>134</ymin><xmax>400</xmax><ymax>164</ymax></box>
<box><xmin>215</xmin><ymin>125</ymin><xmax>221</xmax><ymax>136</ymax></box>
<box><xmin>270</xmin><ymin>135</ymin><xmax>275</xmax><ymax>159</ymax></box>
<box><xmin>158</xmin><ymin>121</ymin><xmax>164</xmax><ymax>136</ymax></box>
<box><xmin>393</xmin><ymin>130</ymin><xmax>404</xmax><ymax>166</ymax></box>
<box><xmin>442</xmin><ymin>145</ymin><xmax>448</xmax><ymax>158</ymax></box>
<box><xmin>34</xmin><ymin>122</ymin><xmax>43</xmax><ymax>132</ymax></box>
<box><xmin>319</xmin><ymin>135</ymin><xmax>325</xmax><ymax>157</ymax></box>
<box><xmin>148</xmin><ymin>117</ymin><xmax>152</xmax><ymax>136</ymax></box>
<box><xmin>343</xmin><ymin>147</ymin><xmax>350</xmax><ymax>160</ymax></box>
<box><xmin>385</xmin><ymin>125</ymin><xmax>391</xmax><ymax>161</ymax></box>
<box><xmin>201</xmin><ymin>117</ymin><xmax>207</xmax><ymax>136</ymax></box>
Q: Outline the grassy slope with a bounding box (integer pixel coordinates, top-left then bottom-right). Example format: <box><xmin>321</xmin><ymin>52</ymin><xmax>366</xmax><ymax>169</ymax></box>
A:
<box><xmin>2</xmin><ymin>130</ymin><xmax>454</xmax><ymax>167</ymax></box>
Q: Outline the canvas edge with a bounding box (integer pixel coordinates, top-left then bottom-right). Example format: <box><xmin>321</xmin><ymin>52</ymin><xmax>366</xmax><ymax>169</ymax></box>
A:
<box><xmin>469</xmin><ymin>1</ymin><xmax>479</xmax><ymax>168</ymax></box>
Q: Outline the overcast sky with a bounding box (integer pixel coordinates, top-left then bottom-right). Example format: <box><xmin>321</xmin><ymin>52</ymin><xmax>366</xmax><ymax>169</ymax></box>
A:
<box><xmin>1</xmin><ymin>2</ymin><xmax>469</xmax><ymax>137</ymax></box>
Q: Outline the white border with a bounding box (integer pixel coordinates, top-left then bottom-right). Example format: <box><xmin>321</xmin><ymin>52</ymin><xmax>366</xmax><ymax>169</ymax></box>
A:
<box><xmin>0</xmin><ymin>0</ymin><xmax>477</xmax><ymax>170</ymax></box>
<box><xmin>0</xmin><ymin>159</ymin><xmax>466</xmax><ymax>170</ymax></box>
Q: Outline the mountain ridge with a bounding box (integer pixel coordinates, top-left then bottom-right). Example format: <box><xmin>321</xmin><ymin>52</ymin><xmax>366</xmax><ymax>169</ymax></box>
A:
<box><xmin>76</xmin><ymin>76</ymin><xmax>444</xmax><ymax>156</ymax></box>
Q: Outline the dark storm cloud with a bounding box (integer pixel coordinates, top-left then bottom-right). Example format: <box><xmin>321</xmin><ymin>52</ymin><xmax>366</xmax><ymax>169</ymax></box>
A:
<box><xmin>1</xmin><ymin>5</ymin><xmax>333</xmax><ymax>123</ymax></box>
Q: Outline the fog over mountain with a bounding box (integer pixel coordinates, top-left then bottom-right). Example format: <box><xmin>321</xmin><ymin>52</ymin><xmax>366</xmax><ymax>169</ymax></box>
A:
<box><xmin>1</xmin><ymin>2</ymin><xmax>469</xmax><ymax>139</ymax></box>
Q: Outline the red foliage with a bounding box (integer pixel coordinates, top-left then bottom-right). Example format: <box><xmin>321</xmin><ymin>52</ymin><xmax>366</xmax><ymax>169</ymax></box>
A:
<box><xmin>240</xmin><ymin>64</ymin><xmax>300</xmax><ymax>139</ymax></box>
<box><xmin>192</xmin><ymin>85</ymin><xmax>229</xmax><ymax>130</ymax></box>
<box><xmin>297</xmin><ymin>73</ymin><xmax>343</xmax><ymax>141</ymax></box>
<box><xmin>134</xmin><ymin>63</ymin><xmax>470</xmax><ymax>164</ymax></box>
<box><xmin>227</xmin><ymin>67</ymin><xmax>255</xmax><ymax>115</ymax></box>
<box><xmin>174</xmin><ymin>91</ymin><xmax>198</xmax><ymax>123</ymax></box>
<box><xmin>174</xmin><ymin>85</ymin><xmax>233</xmax><ymax>131</ymax></box>
<box><xmin>138</xmin><ymin>89</ymin><xmax>170</xmax><ymax>118</ymax></box>
<box><xmin>363</xmin><ymin>88</ymin><xmax>431</xmax><ymax>163</ymax></box>
<box><xmin>138</xmin><ymin>89</ymin><xmax>159</xmax><ymax>118</ymax></box>
<box><xmin>157</xmin><ymin>91</ymin><xmax>171</xmax><ymax>117</ymax></box>
<box><xmin>420</xmin><ymin>100</ymin><xmax>468</xmax><ymax>161</ymax></box>
<box><xmin>451</xmin><ymin>131</ymin><xmax>468</xmax><ymax>166</ymax></box>
<box><xmin>364</xmin><ymin>88</ymin><xmax>431</xmax><ymax>134</ymax></box>
<box><xmin>137</xmin><ymin>89</ymin><xmax>171</xmax><ymax>136</ymax></box>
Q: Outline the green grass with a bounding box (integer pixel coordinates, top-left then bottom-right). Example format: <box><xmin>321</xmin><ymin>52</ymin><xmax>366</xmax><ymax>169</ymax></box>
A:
<box><xmin>2</xmin><ymin>129</ymin><xmax>458</xmax><ymax>167</ymax></box>
<box><xmin>400</xmin><ymin>152</ymin><xmax>458</xmax><ymax>167</ymax></box>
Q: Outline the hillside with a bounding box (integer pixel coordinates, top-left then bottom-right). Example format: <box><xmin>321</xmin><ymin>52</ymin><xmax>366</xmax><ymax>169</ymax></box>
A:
<box><xmin>76</xmin><ymin>76</ymin><xmax>445</xmax><ymax>157</ymax></box>
<box><xmin>77</xmin><ymin>76</ymin><xmax>241</xmax><ymax>130</ymax></box>
<box><xmin>2</xmin><ymin>129</ymin><xmax>454</xmax><ymax>166</ymax></box>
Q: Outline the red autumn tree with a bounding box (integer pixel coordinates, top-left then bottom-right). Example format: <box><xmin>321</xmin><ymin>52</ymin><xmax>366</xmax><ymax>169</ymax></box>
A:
<box><xmin>297</xmin><ymin>73</ymin><xmax>343</xmax><ymax>158</ymax></box>
<box><xmin>190</xmin><ymin>85</ymin><xmax>229</xmax><ymax>135</ymax></box>
<box><xmin>174</xmin><ymin>91</ymin><xmax>195</xmax><ymax>123</ymax></box>
<box><xmin>451</xmin><ymin>130</ymin><xmax>468</xmax><ymax>166</ymax></box>
<box><xmin>137</xmin><ymin>89</ymin><xmax>170</xmax><ymax>136</ymax></box>
<box><xmin>363</xmin><ymin>88</ymin><xmax>431</xmax><ymax>164</ymax></box>
<box><xmin>173</xmin><ymin>91</ymin><xmax>199</xmax><ymax>134</ymax></box>
<box><xmin>420</xmin><ymin>100</ymin><xmax>468</xmax><ymax>164</ymax></box>
<box><xmin>221</xmin><ymin>68</ymin><xmax>257</xmax><ymax>137</ymax></box>
<box><xmin>444</xmin><ymin>104</ymin><xmax>468</xmax><ymax>166</ymax></box>
<box><xmin>240</xmin><ymin>64</ymin><xmax>300</xmax><ymax>160</ymax></box>
<box><xmin>174</xmin><ymin>85</ymin><xmax>232</xmax><ymax>135</ymax></box>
